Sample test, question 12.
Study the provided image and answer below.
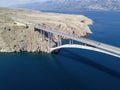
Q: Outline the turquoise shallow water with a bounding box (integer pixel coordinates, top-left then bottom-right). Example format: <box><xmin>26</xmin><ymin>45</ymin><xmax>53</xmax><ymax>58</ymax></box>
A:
<box><xmin>0</xmin><ymin>11</ymin><xmax>120</xmax><ymax>90</ymax></box>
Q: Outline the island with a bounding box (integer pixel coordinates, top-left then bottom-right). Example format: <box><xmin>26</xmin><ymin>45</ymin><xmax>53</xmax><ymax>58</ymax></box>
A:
<box><xmin>0</xmin><ymin>8</ymin><xmax>93</xmax><ymax>53</ymax></box>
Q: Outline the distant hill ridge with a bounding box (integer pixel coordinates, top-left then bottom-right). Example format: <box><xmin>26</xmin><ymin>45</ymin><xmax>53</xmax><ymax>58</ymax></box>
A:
<box><xmin>17</xmin><ymin>0</ymin><xmax>120</xmax><ymax>11</ymax></box>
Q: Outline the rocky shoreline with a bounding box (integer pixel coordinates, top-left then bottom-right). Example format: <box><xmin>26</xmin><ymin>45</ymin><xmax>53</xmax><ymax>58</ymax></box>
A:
<box><xmin>0</xmin><ymin>8</ymin><xmax>93</xmax><ymax>53</ymax></box>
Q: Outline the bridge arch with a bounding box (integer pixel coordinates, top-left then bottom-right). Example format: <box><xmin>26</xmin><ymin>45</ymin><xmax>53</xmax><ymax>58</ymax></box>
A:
<box><xmin>50</xmin><ymin>44</ymin><xmax>120</xmax><ymax>58</ymax></box>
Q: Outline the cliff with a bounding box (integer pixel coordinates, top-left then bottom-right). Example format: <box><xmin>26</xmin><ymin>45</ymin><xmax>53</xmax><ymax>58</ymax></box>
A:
<box><xmin>0</xmin><ymin>8</ymin><xmax>93</xmax><ymax>53</ymax></box>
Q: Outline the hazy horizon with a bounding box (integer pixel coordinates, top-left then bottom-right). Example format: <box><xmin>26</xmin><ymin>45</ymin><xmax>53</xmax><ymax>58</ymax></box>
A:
<box><xmin>0</xmin><ymin>0</ymin><xmax>48</xmax><ymax>7</ymax></box>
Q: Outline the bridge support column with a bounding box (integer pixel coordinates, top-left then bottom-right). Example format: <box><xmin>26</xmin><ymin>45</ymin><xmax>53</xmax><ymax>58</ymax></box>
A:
<box><xmin>41</xmin><ymin>30</ymin><xmax>45</xmax><ymax>41</ymax></box>
<box><xmin>48</xmin><ymin>32</ymin><xmax>52</xmax><ymax>48</ymax></box>
<box><xmin>43</xmin><ymin>31</ymin><xmax>45</xmax><ymax>39</ymax></box>
<box><xmin>57</xmin><ymin>35</ymin><xmax>62</xmax><ymax>46</ymax></box>
<box><xmin>69</xmin><ymin>39</ymin><xmax>73</xmax><ymax>44</ymax></box>
<box><xmin>72</xmin><ymin>40</ymin><xmax>73</xmax><ymax>44</ymax></box>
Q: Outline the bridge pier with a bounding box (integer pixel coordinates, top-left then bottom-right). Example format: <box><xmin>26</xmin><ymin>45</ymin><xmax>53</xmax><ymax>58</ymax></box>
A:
<box><xmin>57</xmin><ymin>35</ymin><xmax>62</xmax><ymax>46</ymax></box>
<box><xmin>48</xmin><ymin>32</ymin><xmax>53</xmax><ymax>48</ymax></box>
<box><xmin>69</xmin><ymin>39</ymin><xmax>73</xmax><ymax>44</ymax></box>
<box><xmin>40</xmin><ymin>30</ymin><xmax>45</xmax><ymax>41</ymax></box>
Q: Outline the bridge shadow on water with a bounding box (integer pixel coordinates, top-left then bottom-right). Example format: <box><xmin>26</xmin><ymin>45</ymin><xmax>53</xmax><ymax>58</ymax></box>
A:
<box><xmin>55</xmin><ymin>49</ymin><xmax>120</xmax><ymax>79</ymax></box>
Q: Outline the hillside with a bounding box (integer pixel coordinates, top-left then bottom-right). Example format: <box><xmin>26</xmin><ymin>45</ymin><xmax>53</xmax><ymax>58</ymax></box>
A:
<box><xmin>0</xmin><ymin>8</ymin><xmax>92</xmax><ymax>53</ymax></box>
<box><xmin>17</xmin><ymin>0</ymin><xmax>120</xmax><ymax>11</ymax></box>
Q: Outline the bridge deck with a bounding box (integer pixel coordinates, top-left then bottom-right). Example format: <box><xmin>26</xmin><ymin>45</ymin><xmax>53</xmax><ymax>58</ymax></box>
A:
<box><xmin>35</xmin><ymin>26</ymin><xmax>120</xmax><ymax>56</ymax></box>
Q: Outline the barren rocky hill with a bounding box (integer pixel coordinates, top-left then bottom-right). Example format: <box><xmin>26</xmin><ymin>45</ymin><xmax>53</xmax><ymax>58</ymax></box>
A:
<box><xmin>18</xmin><ymin>0</ymin><xmax>120</xmax><ymax>11</ymax></box>
<box><xmin>0</xmin><ymin>8</ymin><xmax>93</xmax><ymax>53</ymax></box>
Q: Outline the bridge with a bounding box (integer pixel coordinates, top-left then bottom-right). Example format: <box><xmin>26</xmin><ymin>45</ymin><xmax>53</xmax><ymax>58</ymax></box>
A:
<box><xmin>34</xmin><ymin>26</ymin><xmax>120</xmax><ymax>58</ymax></box>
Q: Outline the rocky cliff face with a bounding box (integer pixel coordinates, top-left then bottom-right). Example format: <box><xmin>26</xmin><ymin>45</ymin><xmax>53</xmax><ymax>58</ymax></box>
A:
<box><xmin>0</xmin><ymin>8</ymin><xmax>93</xmax><ymax>53</ymax></box>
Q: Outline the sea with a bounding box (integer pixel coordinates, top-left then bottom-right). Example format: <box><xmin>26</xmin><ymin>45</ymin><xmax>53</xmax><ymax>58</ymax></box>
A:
<box><xmin>0</xmin><ymin>10</ymin><xmax>120</xmax><ymax>90</ymax></box>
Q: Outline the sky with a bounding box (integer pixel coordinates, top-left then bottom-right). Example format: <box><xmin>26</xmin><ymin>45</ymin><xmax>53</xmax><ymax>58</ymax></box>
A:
<box><xmin>0</xmin><ymin>0</ymin><xmax>47</xmax><ymax>7</ymax></box>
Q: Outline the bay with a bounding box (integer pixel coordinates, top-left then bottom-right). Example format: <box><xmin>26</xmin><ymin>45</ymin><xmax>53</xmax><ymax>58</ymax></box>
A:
<box><xmin>0</xmin><ymin>10</ymin><xmax>120</xmax><ymax>90</ymax></box>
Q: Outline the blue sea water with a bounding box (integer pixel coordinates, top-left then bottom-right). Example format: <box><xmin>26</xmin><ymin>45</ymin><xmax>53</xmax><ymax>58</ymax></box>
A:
<box><xmin>0</xmin><ymin>10</ymin><xmax>120</xmax><ymax>90</ymax></box>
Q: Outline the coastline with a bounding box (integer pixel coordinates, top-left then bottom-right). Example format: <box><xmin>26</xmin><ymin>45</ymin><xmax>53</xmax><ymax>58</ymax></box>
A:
<box><xmin>0</xmin><ymin>7</ymin><xmax>93</xmax><ymax>53</ymax></box>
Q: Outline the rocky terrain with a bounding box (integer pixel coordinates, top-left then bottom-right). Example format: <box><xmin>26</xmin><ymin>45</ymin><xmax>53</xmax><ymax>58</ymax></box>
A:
<box><xmin>0</xmin><ymin>8</ymin><xmax>93</xmax><ymax>53</ymax></box>
<box><xmin>18</xmin><ymin>0</ymin><xmax>120</xmax><ymax>11</ymax></box>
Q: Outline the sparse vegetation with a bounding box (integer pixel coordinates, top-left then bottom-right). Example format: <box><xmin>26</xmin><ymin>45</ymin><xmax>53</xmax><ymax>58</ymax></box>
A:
<box><xmin>0</xmin><ymin>8</ymin><xmax>92</xmax><ymax>53</ymax></box>
<box><xmin>20</xmin><ymin>0</ymin><xmax>120</xmax><ymax>11</ymax></box>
